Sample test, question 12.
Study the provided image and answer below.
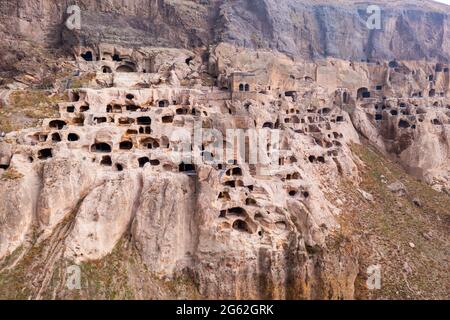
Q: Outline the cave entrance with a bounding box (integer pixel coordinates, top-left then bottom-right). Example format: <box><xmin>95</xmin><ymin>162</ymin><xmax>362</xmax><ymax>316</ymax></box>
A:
<box><xmin>38</xmin><ymin>148</ymin><xmax>53</xmax><ymax>160</ymax></box>
<box><xmin>179</xmin><ymin>162</ymin><xmax>196</xmax><ymax>174</ymax></box>
<box><xmin>51</xmin><ymin>132</ymin><xmax>61</xmax><ymax>142</ymax></box>
<box><xmin>94</xmin><ymin>117</ymin><xmax>107</xmax><ymax>124</ymax></box>
<box><xmin>81</xmin><ymin>51</ymin><xmax>93</xmax><ymax>61</ymax></box>
<box><xmin>158</xmin><ymin>100</ymin><xmax>169</xmax><ymax>108</ymax></box>
<box><xmin>162</xmin><ymin>116</ymin><xmax>174</xmax><ymax>123</ymax></box>
<box><xmin>228</xmin><ymin>207</ymin><xmax>246</xmax><ymax>216</ymax></box>
<box><xmin>113</xmin><ymin>105</ymin><xmax>123</xmax><ymax>113</ymax></box>
<box><xmin>141</xmin><ymin>138</ymin><xmax>159</xmax><ymax>149</ymax></box>
<box><xmin>116</xmin><ymin>65</ymin><xmax>135</xmax><ymax>73</ymax></box>
<box><xmin>137</xmin><ymin>117</ymin><xmax>151</xmax><ymax>125</ymax></box>
<box><xmin>138</xmin><ymin>157</ymin><xmax>150</xmax><ymax>168</ymax></box>
<box><xmin>102</xmin><ymin>66</ymin><xmax>112</xmax><ymax>73</ymax></box>
<box><xmin>398</xmin><ymin>120</ymin><xmax>410</xmax><ymax>128</ymax></box>
<box><xmin>68</xmin><ymin>133</ymin><xmax>79</xmax><ymax>141</ymax></box>
<box><xmin>285</xmin><ymin>91</ymin><xmax>296</xmax><ymax>97</ymax></box>
<box><xmin>357</xmin><ymin>87</ymin><xmax>370</xmax><ymax>99</ymax></box>
<box><xmin>49</xmin><ymin>120</ymin><xmax>67</xmax><ymax>130</ymax></box>
<box><xmin>232</xmin><ymin>219</ymin><xmax>250</xmax><ymax>233</ymax></box>
<box><xmin>119</xmin><ymin>117</ymin><xmax>134</xmax><ymax>125</ymax></box>
<box><xmin>126</xmin><ymin>105</ymin><xmax>139</xmax><ymax>112</ymax></box>
<box><xmin>100</xmin><ymin>156</ymin><xmax>112</xmax><ymax>166</ymax></box>
<box><xmin>119</xmin><ymin>140</ymin><xmax>133</xmax><ymax>150</ymax></box>
<box><xmin>150</xmin><ymin>159</ymin><xmax>160</xmax><ymax>166</ymax></box>
<box><xmin>262</xmin><ymin>122</ymin><xmax>273</xmax><ymax>129</ymax></box>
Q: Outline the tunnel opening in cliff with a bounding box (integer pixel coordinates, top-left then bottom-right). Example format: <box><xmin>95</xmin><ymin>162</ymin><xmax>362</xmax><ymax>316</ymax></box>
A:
<box><xmin>179</xmin><ymin>162</ymin><xmax>196</xmax><ymax>173</ymax></box>
<box><xmin>138</xmin><ymin>157</ymin><xmax>150</xmax><ymax>167</ymax></box>
<box><xmin>91</xmin><ymin>143</ymin><xmax>112</xmax><ymax>153</ymax></box>
<box><xmin>218</xmin><ymin>191</ymin><xmax>231</xmax><ymax>200</ymax></box>
<box><xmin>112</xmin><ymin>54</ymin><xmax>122</xmax><ymax>62</ymax></box>
<box><xmin>357</xmin><ymin>87</ymin><xmax>371</xmax><ymax>99</ymax></box>
<box><xmin>68</xmin><ymin>133</ymin><xmax>79</xmax><ymax>141</ymax></box>
<box><xmin>100</xmin><ymin>156</ymin><xmax>112</xmax><ymax>166</ymax></box>
<box><xmin>162</xmin><ymin>115</ymin><xmax>174</xmax><ymax>123</ymax></box>
<box><xmin>81</xmin><ymin>51</ymin><xmax>93</xmax><ymax>61</ymax></box>
<box><xmin>38</xmin><ymin>148</ymin><xmax>53</xmax><ymax>160</ymax></box>
<box><xmin>263</xmin><ymin>122</ymin><xmax>274</xmax><ymax>129</ymax></box>
<box><xmin>119</xmin><ymin>140</ymin><xmax>133</xmax><ymax>150</ymax></box>
<box><xmin>232</xmin><ymin>219</ymin><xmax>250</xmax><ymax>233</ymax></box>
<box><xmin>51</xmin><ymin>132</ymin><xmax>61</xmax><ymax>142</ymax></box>
<box><xmin>119</xmin><ymin>117</ymin><xmax>134</xmax><ymax>125</ymax></box>
<box><xmin>102</xmin><ymin>66</ymin><xmax>112</xmax><ymax>73</ymax></box>
<box><xmin>0</xmin><ymin>157</ymin><xmax>10</xmax><ymax>170</ymax></box>
<box><xmin>116</xmin><ymin>65</ymin><xmax>135</xmax><ymax>73</ymax></box>
<box><xmin>228</xmin><ymin>207</ymin><xmax>246</xmax><ymax>217</ymax></box>
<box><xmin>141</xmin><ymin>137</ymin><xmax>159</xmax><ymax>149</ymax></box>
<box><xmin>388</xmin><ymin>60</ymin><xmax>399</xmax><ymax>68</ymax></box>
<box><xmin>95</xmin><ymin>117</ymin><xmax>107</xmax><ymax>124</ymax></box>
<box><xmin>137</xmin><ymin>117</ymin><xmax>151</xmax><ymax>125</ymax></box>
<box><xmin>158</xmin><ymin>100</ymin><xmax>169</xmax><ymax>108</ymax></box>
<box><xmin>150</xmin><ymin>159</ymin><xmax>160</xmax><ymax>166</ymax></box>
<box><xmin>126</xmin><ymin>105</ymin><xmax>139</xmax><ymax>112</ymax></box>
<box><xmin>399</xmin><ymin>120</ymin><xmax>411</xmax><ymax>128</ymax></box>
<box><xmin>49</xmin><ymin>120</ymin><xmax>67</xmax><ymax>130</ymax></box>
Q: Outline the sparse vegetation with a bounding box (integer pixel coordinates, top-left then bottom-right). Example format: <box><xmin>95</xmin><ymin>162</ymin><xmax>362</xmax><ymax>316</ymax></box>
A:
<box><xmin>0</xmin><ymin>90</ymin><xmax>67</xmax><ymax>133</ymax></box>
<box><xmin>0</xmin><ymin>236</ymin><xmax>200</xmax><ymax>300</ymax></box>
<box><xmin>69</xmin><ymin>73</ymin><xmax>96</xmax><ymax>89</ymax></box>
<box><xmin>331</xmin><ymin>143</ymin><xmax>450</xmax><ymax>300</ymax></box>
<box><xmin>1</xmin><ymin>168</ymin><xmax>23</xmax><ymax>180</ymax></box>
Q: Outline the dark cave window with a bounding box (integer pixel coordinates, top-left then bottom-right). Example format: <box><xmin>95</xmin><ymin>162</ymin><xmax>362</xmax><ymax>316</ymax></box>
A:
<box><xmin>49</xmin><ymin>120</ymin><xmax>67</xmax><ymax>130</ymax></box>
<box><xmin>91</xmin><ymin>143</ymin><xmax>112</xmax><ymax>153</ymax></box>
<box><xmin>38</xmin><ymin>148</ymin><xmax>53</xmax><ymax>160</ymax></box>
<box><xmin>100</xmin><ymin>156</ymin><xmax>112</xmax><ymax>166</ymax></box>
<box><xmin>138</xmin><ymin>157</ymin><xmax>150</xmax><ymax>168</ymax></box>
<box><xmin>68</xmin><ymin>133</ymin><xmax>80</xmax><ymax>141</ymax></box>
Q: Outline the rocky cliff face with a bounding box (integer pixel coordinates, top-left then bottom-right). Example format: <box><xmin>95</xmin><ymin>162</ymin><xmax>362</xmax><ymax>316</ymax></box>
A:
<box><xmin>0</xmin><ymin>0</ymin><xmax>449</xmax><ymax>300</ymax></box>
